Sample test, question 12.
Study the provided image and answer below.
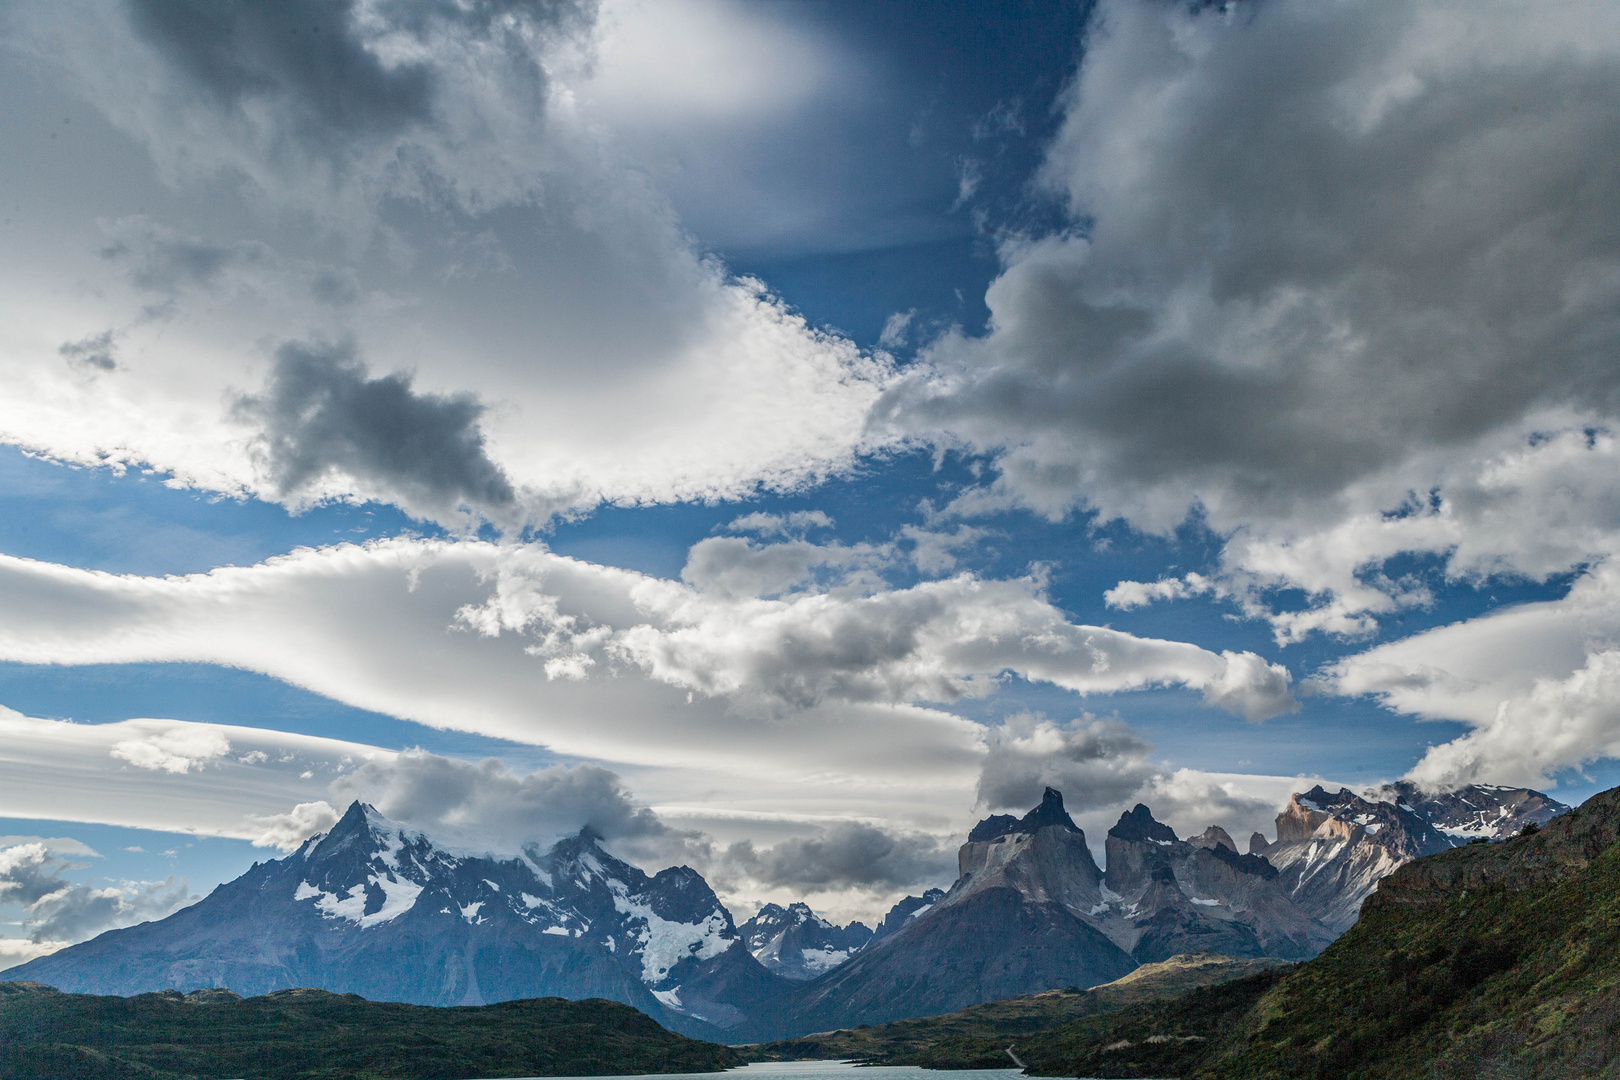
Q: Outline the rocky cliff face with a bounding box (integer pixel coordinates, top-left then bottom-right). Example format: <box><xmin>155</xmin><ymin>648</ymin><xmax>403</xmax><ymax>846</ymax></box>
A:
<box><xmin>1094</xmin><ymin>805</ymin><xmax>1333</xmax><ymax>963</ymax></box>
<box><xmin>737</xmin><ymin>903</ymin><xmax>872</xmax><ymax>981</ymax></box>
<box><xmin>8</xmin><ymin>802</ymin><xmax>787</xmax><ymax>1040</ymax></box>
<box><xmin>771</xmin><ymin>789</ymin><xmax>1137</xmax><ymax>1037</ymax></box>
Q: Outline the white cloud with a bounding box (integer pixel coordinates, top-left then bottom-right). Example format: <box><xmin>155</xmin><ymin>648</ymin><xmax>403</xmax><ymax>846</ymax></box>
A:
<box><xmin>872</xmin><ymin>0</ymin><xmax>1620</xmax><ymax>637</ymax></box>
<box><xmin>900</xmin><ymin>524</ymin><xmax>991</xmax><ymax>576</ymax></box>
<box><xmin>0</xmin><ymin>839</ymin><xmax>195</xmax><ymax>969</ymax></box>
<box><xmin>724</xmin><ymin>510</ymin><xmax>836</xmax><ymax>537</ymax></box>
<box><xmin>0</xmin><ymin>836</ymin><xmax>101</xmax><ymax>859</ymax></box>
<box><xmin>1104</xmin><ymin>572</ymin><xmax>1215</xmax><ymax>612</ymax></box>
<box><xmin>0</xmin><ymin>707</ymin><xmax>388</xmax><ymax>840</ymax></box>
<box><xmin>879</xmin><ymin>310</ymin><xmax>915</xmax><ymax>350</ymax></box>
<box><xmin>1326</xmin><ymin>561</ymin><xmax>1620</xmax><ymax>790</ymax></box>
<box><xmin>0</xmin><ymin>537</ymin><xmax>1299</xmax><ymax>859</ymax></box>
<box><xmin>0</xmin><ymin>0</ymin><xmax>893</xmax><ymax>528</ymax></box>
<box><xmin>245</xmin><ymin>802</ymin><xmax>341</xmax><ymax>852</ymax></box>
<box><xmin>110</xmin><ymin>725</ymin><xmax>232</xmax><ymax>774</ymax></box>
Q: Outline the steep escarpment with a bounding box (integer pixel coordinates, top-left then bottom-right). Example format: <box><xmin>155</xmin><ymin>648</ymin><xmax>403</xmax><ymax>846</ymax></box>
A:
<box><xmin>1193</xmin><ymin>785</ymin><xmax>1620</xmax><ymax>1078</ymax></box>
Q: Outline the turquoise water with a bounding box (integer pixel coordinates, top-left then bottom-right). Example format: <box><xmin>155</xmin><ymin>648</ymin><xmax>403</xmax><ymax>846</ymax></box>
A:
<box><xmin>489</xmin><ymin>1062</ymin><xmax>1028</xmax><ymax>1080</ymax></box>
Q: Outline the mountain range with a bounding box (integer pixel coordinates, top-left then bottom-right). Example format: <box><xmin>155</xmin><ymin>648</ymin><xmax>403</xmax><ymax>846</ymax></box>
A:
<box><xmin>1014</xmin><ymin>781</ymin><xmax>1620</xmax><ymax>1079</ymax></box>
<box><xmin>7</xmin><ymin>780</ymin><xmax>1567</xmax><ymax>1040</ymax></box>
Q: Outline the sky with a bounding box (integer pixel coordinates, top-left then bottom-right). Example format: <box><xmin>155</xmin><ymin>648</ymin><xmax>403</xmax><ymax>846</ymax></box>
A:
<box><xmin>2</xmin><ymin>0</ymin><xmax>1620</xmax><ymax>966</ymax></box>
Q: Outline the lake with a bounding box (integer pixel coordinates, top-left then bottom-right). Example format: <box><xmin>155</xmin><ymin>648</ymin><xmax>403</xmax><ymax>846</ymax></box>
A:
<box><xmin>484</xmin><ymin>1062</ymin><xmax>1028</xmax><ymax>1080</ymax></box>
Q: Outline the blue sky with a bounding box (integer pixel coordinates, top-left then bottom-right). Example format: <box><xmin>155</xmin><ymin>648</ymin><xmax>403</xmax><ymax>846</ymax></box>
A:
<box><xmin>2</xmin><ymin>0</ymin><xmax>1619</xmax><ymax>960</ymax></box>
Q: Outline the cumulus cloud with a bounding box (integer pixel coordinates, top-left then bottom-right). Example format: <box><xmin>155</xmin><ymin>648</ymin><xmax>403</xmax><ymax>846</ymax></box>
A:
<box><xmin>456</xmin><ymin>541</ymin><xmax>1298</xmax><ymax>718</ymax></box>
<box><xmin>1327</xmin><ymin>561</ymin><xmax>1620</xmax><ymax>790</ymax></box>
<box><xmin>110</xmin><ymin>725</ymin><xmax>232</xmax><ymax>774</ymax></box>
<box><xmin>111</xmin><ymin>0</ymin><xmax>590</xmax><ymax>214</ymax></box>
<box><xmin>0</xmin><ymin>841</ymin><xmax>194</xmax><ymax>964</ymax></box>
<box><xmin>236</xmin><ymin>339</ymin><xmax>517</xmax><ymax>523</ymax></box>
<box><xmin>716</xmin><ymin>822</ymin><xmax>955</xmax><ymax>894</ymax></box>
<box><xmin>331</xmin><ymin>752</ymin><xmax>680</xmax><ymax>854</ymax></box>
<box><xmin>873</xmin><ymin>0</ymin><xmax>1620</xmax><ymax>635</ymax></box>
<box><xmin>977</xmin><ymin>713</ymin><xmax>1156</xmax><ymax>814</ymax></box>
<box><xmin>245</xmin><ymin>801</ymin><xmax>342</xmax><ymax>852</ymax></box>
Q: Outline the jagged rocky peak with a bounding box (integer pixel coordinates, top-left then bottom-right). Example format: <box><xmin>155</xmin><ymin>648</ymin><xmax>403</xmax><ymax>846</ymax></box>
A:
<box><xmin>868</xmin><ymin>888</ymin><xmax>945</xmax><ymax>942</ymax></box>
<box><xmin>1273</xmin><ymin>785</ymin><xmax>1450</xmax><ymax>858</ymax></box>
<box><xmin>1189</xmin><ymin>825</ymin><xmax>1238</xmax><ymax>852</ymax></box>
<box><xmin>959</xmin><ymin>788</ymin><xmax>1102</xmax><ymax>894</ymax></box>
<box><xmin>1092</xmin><ymin>801</ymin><xmax>1329</xmax><ymax>964</ymax></box>
<box><xmin>737</xmin><ymin>901</ymin><xmax>872</xmax><ymax>981</ymax></box>
<box><xmin>1372</xmin><ymin>780</ymin><xmax>1570</xmax><ymax>841</ymax></box>
<box><xmin>1108</xmin><ymin>803</ymin><xmax>1181</xmax><ymax>844</ymax></box>
<box><xmin>966</xmin><ymin>786</ymin><xmax>1080</xmax><ymax>842</ymax></box>
<box><xmin>1248</xmin><ymin>831</ymin><xmax>1269</xmax><ymax>855</ymax></box>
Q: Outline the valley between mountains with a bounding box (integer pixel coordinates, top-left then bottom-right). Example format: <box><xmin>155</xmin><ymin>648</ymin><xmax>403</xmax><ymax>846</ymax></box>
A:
<box><xmin>6</xmin><ymin>781</ymin><xmax>1563</xmax><ymax>1045</ymax></box>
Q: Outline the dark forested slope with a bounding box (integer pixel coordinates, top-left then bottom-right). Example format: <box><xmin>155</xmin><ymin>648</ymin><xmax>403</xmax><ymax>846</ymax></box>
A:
<box><xmin>0</xmin><ymin>982</ymin><xmax>743</xmax><ymax>1080</ymax></box>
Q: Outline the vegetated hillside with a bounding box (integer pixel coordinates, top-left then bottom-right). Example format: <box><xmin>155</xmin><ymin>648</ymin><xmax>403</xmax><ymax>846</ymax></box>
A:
<box><xmin>744</xmin><ymin>953</ymin><xmax>1291</xmax><ymax>1069</ymax></box>
<box><xmin>1018</xmin><ymin>970</ymin><xmax>1290</xmax><ymax>1080</ymax></box>
<box><xmin>0</xmin><ymin>982</ymin><xmax>744</xmax><ymax>1080</ymax></box>
<box><xmin>1017</xmin><ymin>784</ymin><xmax>1620</xmax><ymax>1080</ymax></box>
<box><xmin>1197</xmin><ymin>784</ymin><xmax>1620</xmax><ymax>1078</ymax></box>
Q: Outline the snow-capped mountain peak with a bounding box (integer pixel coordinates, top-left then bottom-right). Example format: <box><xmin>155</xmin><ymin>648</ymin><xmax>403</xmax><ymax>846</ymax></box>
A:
<box><xmin>737</xmin><ymin>901</ymin><xmax>872</xmax><ymax>981</ymax></box>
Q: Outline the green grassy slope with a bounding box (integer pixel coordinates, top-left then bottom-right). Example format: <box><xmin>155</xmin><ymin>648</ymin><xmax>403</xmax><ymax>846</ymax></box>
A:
<box><xmin>0</xmin><ymin>983</ymin><xmax>745</xmax><ymax>1080</ymax></box>
<box><xmin>1015</xmin><ymin>786</ymin><xmax>1620</xmax><ymax>1080</ymax></box>
<box><xmin>742</xmin><ymin>953</ymin><xmax>1290</xmax><ymax>1068</ymax></box>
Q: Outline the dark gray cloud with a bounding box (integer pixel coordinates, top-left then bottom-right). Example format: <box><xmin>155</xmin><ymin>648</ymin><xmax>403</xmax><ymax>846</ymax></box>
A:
<box><xmin>719</xmin><ymin>822</ymin><xmax>954</xmax><ymax>893</ymax></box>
<box><xmin>0</xmin><ymin>841</ymin><xmax>194</xmax><ymax>945</ymax></box>
<box><xmin>122</xmin><ymin>0</ymin><xmax>592</xmax><ymax>178</ymax></box>
<box><xmin>236</xmin><ymin>339</ymin><xmax>515</xmax><ymax>522</ymax></box>
<box><xmin>58</xmin><ymin>331</ymin><xmax>117</xmax><ymax>372</ymax></box>
<box><xmin>99</xmin><ymin>217</ymin><xmax>273</xmax><ymax>295</ymax></box>
<box><xmin>331</xmin><ymin>752</ymin><xmax>675</xmax><ymax>851</ymax></box>
<box><xmin>125</xmin><ymin>0</ymin><xmax>434</xmax><ymax>146</ymax></box>
<box><xmin>977</xmin><ymin>714</ymin><xmax>1155</xmax><ymax>814</ymax></box>
<box><xmin>876</xmin><ymin>0</ymin><xmax>1620</xmax><ymax>535</ymax></box>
